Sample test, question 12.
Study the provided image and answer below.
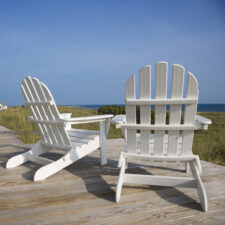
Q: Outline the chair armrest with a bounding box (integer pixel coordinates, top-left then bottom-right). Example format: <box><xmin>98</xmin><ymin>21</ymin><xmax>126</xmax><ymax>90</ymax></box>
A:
<box><xmin>111</xmin><ymin>115</ymin><xmax>126</xmax><ymax>128</ymax></box>
<box><xmin>195</xmin><ymin>115</ymin><xmax>212</xmax><ymax>130</ymax></box>
<box><xmin>28</xmin><ymin>114</ymin><xmax>72</xmax><ymax>121</ymax></box>
<box><xmin>62</xmin><ymin>114</ymin><xmax>113</xmax><ymax>125</ymax></box>
<box><xmin>59</xmin><ymin>113</ymin><xmax>72</xmax><ymax>119</ymax></box>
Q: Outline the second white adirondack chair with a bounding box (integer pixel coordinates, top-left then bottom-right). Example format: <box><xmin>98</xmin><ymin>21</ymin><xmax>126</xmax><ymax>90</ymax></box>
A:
<box><xmin>6</xmin><ymin>76</ymin><xmax>113</xmax><ymax>181</ymax></box>
<box><xmin>112</xmin><ymin>62</ymin><xmax>211</xmax><ymax>211</ymax></box>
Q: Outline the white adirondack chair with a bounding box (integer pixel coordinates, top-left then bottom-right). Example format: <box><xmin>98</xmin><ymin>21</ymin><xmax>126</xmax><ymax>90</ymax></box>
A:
<box><xmin>6</xmin><ymin>76</ymin><xmax>113</xmax><ymax>181</ymax></box>
<box><xmin>112</xmin><ymin>62</ymin><xmax>211</xmax><ymax>211</ymax></box>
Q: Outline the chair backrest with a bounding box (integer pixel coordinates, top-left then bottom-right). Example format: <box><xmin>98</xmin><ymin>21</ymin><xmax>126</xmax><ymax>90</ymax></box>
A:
<box><xmin>125</xmin><ymin>62</ymin><xmax>198</xmax><ymax>156</ymax></box>
<box><xmin>22</xmin><ymin>76</ymin><xmax>71</xmax><ymax>150</ymax></box>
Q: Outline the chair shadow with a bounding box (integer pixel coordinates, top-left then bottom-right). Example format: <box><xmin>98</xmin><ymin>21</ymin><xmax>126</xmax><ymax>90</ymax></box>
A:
<box><xmin>120</xmin><ymin>164</ymin><xmax>202</xmax><ymax>211</ymax></box>
<box><xmin>1</xmin><ymin>148</ymin><xmax>201</xmax><ymax>210</ymax></box>
<box><xmin>16</xmin><ymin>152</ymin><xmax>118</xmax><ymax>202</ymax></box>
<box><xmin>0</xmin><ymin>144</ymin><xmax>29</xmax><ymax>168</ymax></box>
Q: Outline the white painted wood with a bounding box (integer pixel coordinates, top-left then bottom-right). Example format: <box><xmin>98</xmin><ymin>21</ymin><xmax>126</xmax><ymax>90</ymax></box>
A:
<box><xmin>28</xmin><ymin>155</ymin><xmax>54</xmax><ymax>165</ymax></box>
<box><xmin>121</xmin><ymin>124</ymin><xmax>198</xmax><ymax>130</ymax></box>
<box><xmin>154</xmin><ymin>62</ymin><xmax>168</xmax><ymax>156</ymax></box>
<box><xmin>100</xmin><ymin>121</ymin><xmax>107</xmax><ymax>165</ymax></box>
<box><xmin>111</xmin><ymin>115</ymin><xmax>126</xmax><ymax>125</ymax></box>
<box><xmin>67</xmin><ymin>131</ymin><xmax>98</xmax><ymax>140</ymax></box>
<box><xmin>27</xmin><ymin>77</ymin><xmax>56</xmax><ymax>146</ymax></box>
<box><xmin>125</xmin><ymin>75</ymin><xmax>136</xmax><ymax>154</ymax></box>
<box><xmin>139</xmin><ymin>66</ymin><xmax>151</xmax><ymax>155</ymax></box>
<box><xmin>185</xmin><ymin>162</ymin><xmax>190</xmax><ymax>174</ymax></box>
<box><xmin>195</xmin><ymin>115</ymin><xmax>212</xmax><ymax>130</ymax></box>
<box><xmin>21</xmin><ymin>79</ymin><xmax>48</xmax><ymax>143</ymax></box>
<box><xmin>168</xmin><ymin>64</ymin><xmax>184</xmax><ymax>155</ymax></box>
<box><xmin>195</xmin><ymin>115</ymin><xmax>212</xmax><ymax>125</ymax></box>
<box><xmin>116</xmin><ymin>157</ymin><xmax>126</xmax><ymax>203</ymax></box>
<box><xmin>6</xmin><ymin>141</ymin><xmax>48</xmax><ymax>168</ymax></box>
<box><xmin>126</xmin><ymin>98</ymin><xmax>197</xmax><ymax>105</ymax></box>
<box><xmin>123</xmin><ymin>174</ymin><xmax>197</xmax><ymax>188</ymax></box>
<box><xmin>64</xmin><ymin>115</ymin><xmax>113</xmax><ymax>125</ymax></box>
<box><xmin>189</xmin><ymin>160</ymin><xmax>208</xmax><ymax>211</ymax></box>
<box><xmin>132</xmin><ymin>134</ymin><xmax>182</xmax><ymax>155</ymax></box>
<box><xmin>111</xmin><ymin>115</ymin><xmax>126</xmax><ymax>137</ymax></box>
<box><xmin>105</xmin><ymin>118</ymin><xmax>111</xmax><ymax>136</ymax></box>
<box><xmin>118</xmin><ymin>152</ymin><xmax>124</xmax><ymax>168</ymax></box>
<box><xmin>34</xmin><ymin>78</ymin><xmax>64</xmax><ymax>146</ymax></box>
<box><xmin>115</xmin><ymin>62</ymin><xmax>210</xmax><ymax>211</ymax></box>
<box><xmin>34</xmin><ymin>137</ymin><xmax>100</xmax><ymax>181</ymax></box>
<box><xmin>182</xmin><ymin>72</ymin><xmax>198</xmax><ymax>155</ymax></box>
<box><xmin>39</xmin><ymin>81</ymin><xmax>71</xmax><ymax>148</ymax></box>
<box><xmin>124</xmin><ymin>152</ymin><xmax>198</xmax><ymax>162</ymax></box>
<box><xmin>7</xmin><ymin>76</ymin><xmax>113</xmax><ymax>181</ymax></box>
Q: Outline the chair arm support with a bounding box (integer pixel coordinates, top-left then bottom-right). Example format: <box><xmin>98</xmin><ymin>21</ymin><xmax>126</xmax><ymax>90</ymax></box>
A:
<box><xmin>27</xmin><ymin>116</ymin><xmax>33</xmax><ymax>122</ymax></box>
<box><xmin>59</xmin><ymin>113</ymin><xmax>72</xmax><ymax>119</ymax></box>
<box><xmin>111</xmin><ymin>115</ymin><xmax>126</xmax><ymax>128</ymax></box>
<box><xmin>62</xmin><ymin>114</ymin><xmax>113</xmax><ymax>125</ymax></box>
<box><xmin>195</xmin><ymin>115</ymin><xmax>212</xmax><ymax>130</ymax></box>
<box><xmin>59</xmin><ymin>113</ymin><xmax>72</xmax><ymax>129</ymax></box>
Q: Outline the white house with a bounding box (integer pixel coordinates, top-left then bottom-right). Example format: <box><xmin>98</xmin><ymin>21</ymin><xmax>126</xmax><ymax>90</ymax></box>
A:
<box><xmin>0</xmin><ymin>102</ymin><xmax>7</xmax><ymax>110</ymax></box>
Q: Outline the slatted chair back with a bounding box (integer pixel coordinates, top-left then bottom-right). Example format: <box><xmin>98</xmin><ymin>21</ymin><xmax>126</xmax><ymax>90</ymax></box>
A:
<box><xmin>124</xmin><ymin>62</ymin><xmax>198</xmax><ymax>157</ymax></box>
<box><xmin>22</xmin><ymin>76</ymin><xmax>71</xmax><ymax>150</ymax></box>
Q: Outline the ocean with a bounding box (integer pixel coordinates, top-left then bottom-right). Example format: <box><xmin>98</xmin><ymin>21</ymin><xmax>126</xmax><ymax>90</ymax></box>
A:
<box><xmin>70</xmin><ymin>104</ymin><xmax>225</xmax><ymax>112</ymax></box>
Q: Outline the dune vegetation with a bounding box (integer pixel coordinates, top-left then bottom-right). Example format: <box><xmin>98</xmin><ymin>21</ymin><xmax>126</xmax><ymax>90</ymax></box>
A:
<box><xmin>0</xmin><ymin>105</ymin><xmax>224</xmax><ymax>166</ymax></box>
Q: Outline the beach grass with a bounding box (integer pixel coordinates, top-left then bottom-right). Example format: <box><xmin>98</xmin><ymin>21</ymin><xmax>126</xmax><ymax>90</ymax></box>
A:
<box><xmin>0</xmin><ymin>106</ymin><xmax>122</xmax><ymax>143</ymax></box>
<box><xmin>0</xmin><ymin>106</ymin><xmax>224</xmax><ymax>166</ymax></box>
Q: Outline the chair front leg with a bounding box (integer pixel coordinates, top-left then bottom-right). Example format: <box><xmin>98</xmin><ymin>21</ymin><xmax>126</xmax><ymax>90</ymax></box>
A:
<box><xmin>100</xmin><ymin>120</ymin><xmax>107</xmax><ymax>165</ymax></box>
<box><xmin>116</xmin><ymin>157</ymin><xmax>126</xmax><ymax>202</ymax></box>
<box><xmin>189</xmin><ymin>160</ymin><xmax>208</xmax><ymax>212</ymax></box>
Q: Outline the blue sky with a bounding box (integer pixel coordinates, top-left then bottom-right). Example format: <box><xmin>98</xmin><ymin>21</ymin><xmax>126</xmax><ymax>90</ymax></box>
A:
<box><xmin>0</xmin><ymin>0</ymin><xmax>225</xmax><ymax>106</ymax></box>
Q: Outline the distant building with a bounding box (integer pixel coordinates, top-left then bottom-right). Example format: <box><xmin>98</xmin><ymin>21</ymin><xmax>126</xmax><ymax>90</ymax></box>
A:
<box><xmin>0</xmin><ymin>102</ymin><xmax>7</xmax><ymax>110</ymax></box>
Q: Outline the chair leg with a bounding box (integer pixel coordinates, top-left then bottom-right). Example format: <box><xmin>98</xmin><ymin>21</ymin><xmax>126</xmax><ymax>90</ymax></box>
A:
<box><xmin>33</xmin><ymin>147</ymin><xmax>78</xmax><ymax>181</ymax></box>
<box><xmin>195</xmin><ymin>156</ymin><xmax>203</xmax><ymax>175</ymax></box>
<box><xmin>189</xmin><ymin>160</ymin><xmax>208</xmax><ymax>212</ymax></box>
<box><xmin>186</xmin><ymin>157</ymin><xmax>202</xmax><ymax>175</ymax></box>
<box><xmin>185</xmin><ymin>162</ymin><xmax>190</xmax><ymax>174</ymax></box>
<box><xmin>116</xmin><ymin>157</ymin><xmax>126</xmax><ymax>203</ymax></box>
<box><xmin>100</xmin><ymin>121</ymin><xmax>107</xmax><ymax>166</ymax></box>
<box><xmin>6</xmin><ymin>141</ymin><xmax>48</xmax><ymax>168</ymax></box>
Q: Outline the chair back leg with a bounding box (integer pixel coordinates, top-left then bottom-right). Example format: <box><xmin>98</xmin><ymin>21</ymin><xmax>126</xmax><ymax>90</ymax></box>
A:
<box><xmin>189</xmin><ymin>160</ymin><xmax>208</xmax><ymax>211</ymax></box>
<box><xmin>6</xmin><ymin>141</ymin><xmax>48</xmax><ymax>168</ymax></box>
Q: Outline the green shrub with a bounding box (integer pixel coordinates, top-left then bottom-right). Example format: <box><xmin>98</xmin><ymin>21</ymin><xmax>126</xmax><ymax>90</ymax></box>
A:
<box><xmin>98</xmin><ymin>105</ymin><xmax>172</xmax><ymax>124</ymax></box>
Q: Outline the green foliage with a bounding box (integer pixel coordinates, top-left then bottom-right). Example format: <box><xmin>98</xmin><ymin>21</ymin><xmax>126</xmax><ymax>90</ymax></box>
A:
<box><xmin>98</xmin><ymin>105</ymin><xmax>172</xmax><ymax>124</ymax></box>
<box><xmin>0</xmin><ymin>106</ymin><xmax>41</xmax><ymax>143</ymax></box>
<box><xmin>192</xmin><ymin>112</ymin><xmax>225</xmax><ymax>166</ymax></box>
<box><xmin>98</xmin><ymin>105</ymin><xmax>125</xmax><ymax>115</ymax></box>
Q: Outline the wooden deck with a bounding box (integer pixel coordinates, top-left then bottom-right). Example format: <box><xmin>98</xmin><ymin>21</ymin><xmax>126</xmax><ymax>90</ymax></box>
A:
<box><xmin>0</xmin><ymin>125</ymin><xmax>225</xmax><ymax>225</ymax></box>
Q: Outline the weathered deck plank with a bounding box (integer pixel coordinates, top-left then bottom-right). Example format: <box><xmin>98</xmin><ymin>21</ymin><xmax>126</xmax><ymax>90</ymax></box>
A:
<box><xmin>0</xmin><ymin>126</ymin><xmax>225</xmax><ymax>224</ymax></box>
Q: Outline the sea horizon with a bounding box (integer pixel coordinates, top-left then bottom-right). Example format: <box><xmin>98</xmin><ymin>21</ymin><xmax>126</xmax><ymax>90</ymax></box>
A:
<box><xmin>5</xmin><ymin>103</ymin><xmax>225</xmax><ymax>112</ymax></box>
<box><xmin>63</xmin><ymin>103</ymin><xmax>225</xmax><ymax>112</ymax></box>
